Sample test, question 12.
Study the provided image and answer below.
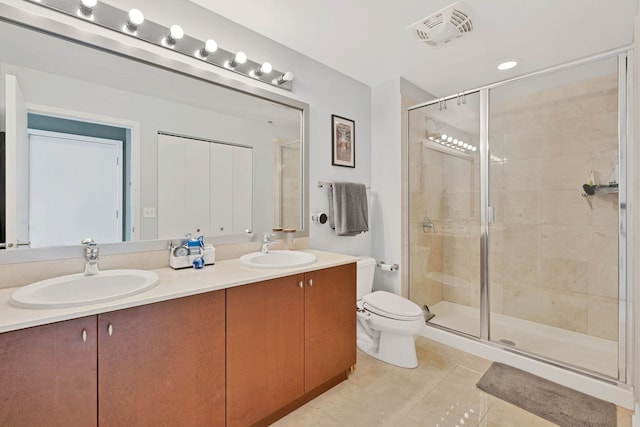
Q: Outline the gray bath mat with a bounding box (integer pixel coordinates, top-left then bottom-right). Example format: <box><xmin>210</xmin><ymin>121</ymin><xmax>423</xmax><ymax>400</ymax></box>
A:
<box><xmin>476</xmin><ymin>362</ymin><xmax>616</xmax><ymax>427</ymax></box>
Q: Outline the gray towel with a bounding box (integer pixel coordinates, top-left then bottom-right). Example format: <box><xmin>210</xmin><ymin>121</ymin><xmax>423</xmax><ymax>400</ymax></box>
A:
<box><xmin>328</xmin><ymin>182</ymin><xmax>368</xmax><ymax>236</ymax></box>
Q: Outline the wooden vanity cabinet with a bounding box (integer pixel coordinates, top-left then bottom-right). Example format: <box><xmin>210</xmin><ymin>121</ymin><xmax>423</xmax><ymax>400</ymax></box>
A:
<box><xmin>226</xmin><ymin>274</ymin><xmax>306</xmax><ymax>427</ymax></box>
<box><xmin>0</xmin><ymin>291</ymin><xmax>225</xmax><ymax>427</ymax></box>
<box><xmin>0</xmin><ymin>316</ymin><xmax>98</xmax><ymax>427</ymax></box>
<box><xmin>304</xmin><ymin>263</ymin><xmax>357</xmax><ymax>392</ymax></box>
<box><xmin>226</xmin><ymin>263</ymin><xmax>356</xmax><ymax>427</ymax></box>
<box><xmin>98</xmin><ymin>290</ymin><xmax>226</xmax><ymax>427</ymax></box>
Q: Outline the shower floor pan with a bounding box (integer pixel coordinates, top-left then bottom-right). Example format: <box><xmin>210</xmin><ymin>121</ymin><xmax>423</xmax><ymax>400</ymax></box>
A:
<box><xmin>428</xmin><ymin>301</ymin><xmax>618</xmax><ymax>378</ymax></box>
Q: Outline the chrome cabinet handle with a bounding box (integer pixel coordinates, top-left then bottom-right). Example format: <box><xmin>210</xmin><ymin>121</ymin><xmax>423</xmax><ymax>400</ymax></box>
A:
<box><xmin>81</xmin><ymin>329</ymin><xmax>87</xmax><ymax>342</ymax></box>
<box><xmin>308</xmin><ymin>279</ymin><xmax>313</xmax><ymax>287</ymax></box>
<box><xmin>298</xmin><ymin>281</ymin><xmax>303</xmax><ymax>288</ymax></box>
<box><xmin>107</xmin><ymin>323</ymin><xmax>113</xmax><ymax>336</ymax></box>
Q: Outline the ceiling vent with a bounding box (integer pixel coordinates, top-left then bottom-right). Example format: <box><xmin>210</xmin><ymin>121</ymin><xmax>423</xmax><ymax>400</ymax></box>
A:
<box><xmin>409</xmin><ymin>2</ymin><xmax>473</xmax><ymax>47</ymax></box>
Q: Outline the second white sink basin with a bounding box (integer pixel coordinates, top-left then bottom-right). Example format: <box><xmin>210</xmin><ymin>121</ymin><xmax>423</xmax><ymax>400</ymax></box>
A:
<box><xmin>10</xmin><ymin>269</ymin><xmax>160</xmax><ymax>309</ymax></box>
<box><xmin>240</xmin><ymin>250</ymin><xmax>317</xmax><ymax>269</ymax></box>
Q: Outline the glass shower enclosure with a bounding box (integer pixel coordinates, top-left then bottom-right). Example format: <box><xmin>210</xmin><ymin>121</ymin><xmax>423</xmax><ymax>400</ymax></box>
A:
<box><xmin>407</xmin><ymin>50</ymin><xmax>632</xmax><ymax>382</ymax></box>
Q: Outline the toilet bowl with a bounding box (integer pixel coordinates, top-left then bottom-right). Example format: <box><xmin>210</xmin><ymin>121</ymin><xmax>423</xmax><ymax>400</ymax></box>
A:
<box><xmin>356</xmin><ymin>257</ymin><xmax>425</xmax><ymax>368</ymax></box>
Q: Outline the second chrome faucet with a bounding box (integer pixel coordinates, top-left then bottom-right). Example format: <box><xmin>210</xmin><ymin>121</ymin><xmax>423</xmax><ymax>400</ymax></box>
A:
<box><xmin>82</xmin><ymin>237</ymin><xmax>99</xmax><ymax>275</ymax></box>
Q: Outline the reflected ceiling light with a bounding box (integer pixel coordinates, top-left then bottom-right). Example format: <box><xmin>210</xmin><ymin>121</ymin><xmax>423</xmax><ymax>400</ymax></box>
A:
<box><xmin>253</xmin><ymin>62</ymin><xmax>273</xmax><ymax>77</ymax></box>
<box><xmin>125</xmin><ymin>8</ymin><xmax>144</xmax><ymax>32</ymax></box>
<box><xmin>227</xmin><ymin>51</ymin><xmax>247</xmax><ymax>68</ymax></box>
<box><xmin>274</xmin><ymin>71</ymin><xmax>294</xmax><ymax>85</ymax></box>
<box><xmin>497</xmin><ymin>59</ymin><xmax>519</xmax><ymax>71</ymax></box>
<box><xmin>79</xmin><ymin>0</ymin><xmax>97</xmax><ymax>16</ymax></box>
<box><xmin>164</xmin><ymin>24</ymin><xmax>184</xmax><ymax>47</ymax></box>
<box><xmin>197</xmin><ymin>39</ymin><xmax>218</xmax><ymax>58</ymax></box>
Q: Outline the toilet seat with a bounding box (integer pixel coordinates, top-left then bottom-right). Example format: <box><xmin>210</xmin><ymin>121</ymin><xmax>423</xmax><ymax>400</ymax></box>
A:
<box><xmin>362</xmin><ymin>291</ymin><xmax>423</xmax><ymax>321</ymax></box>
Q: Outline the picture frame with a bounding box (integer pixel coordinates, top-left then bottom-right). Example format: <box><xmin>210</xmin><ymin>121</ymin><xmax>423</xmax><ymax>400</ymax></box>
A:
<box><xmin>331</xmin><ymin>115</ymin><xmax>355</xmax><ymax>168</ymax></box>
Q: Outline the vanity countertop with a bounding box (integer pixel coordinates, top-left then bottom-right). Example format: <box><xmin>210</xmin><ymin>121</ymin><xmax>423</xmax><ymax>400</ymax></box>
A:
<box><xmin>0</xmin><ymin>250</ymin><xmax>359</xmax><ymax>334</ymax></box>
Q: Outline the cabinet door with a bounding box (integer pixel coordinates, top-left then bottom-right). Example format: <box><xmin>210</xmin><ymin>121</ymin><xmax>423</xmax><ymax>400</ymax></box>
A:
<box><xmin>231</xmin><ymin>145</ymin><xmax>252</xmax><ymax>234</ymax></box>
<box><xmin>227</xmin><ymin>275</ymin><xmax>305</xmax><ymax>427</ymax></box>
<box><xmin>210</xmin><ymin>143</ymin><xmax>233</xmax><ymax>235</ymax></box>
<box><xmin>0</xmin><ymin>316</ymin><xmax>97</xmax><ymax>427</ymax></box>
<box><xmin>98</xmin><ymin>291</ymin><xmax>225</xmax><ymax>427</ymax></box>
<box><xmin>157</xmin><ymin>133</ymin><xmax>210</xmax><ymax>239</ymax></box>
<box><xmin>305</xmin><ymin>263</ymin><xmax>357</xmax><ymax>392</ymax></box>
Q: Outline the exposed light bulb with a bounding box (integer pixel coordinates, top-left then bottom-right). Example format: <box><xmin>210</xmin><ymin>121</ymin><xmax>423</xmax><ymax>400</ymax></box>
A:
<box><xmin>472</xmin><ymin>146</ymin><xmax>477</xmax><ymax>152</ymax></box>
<box><xmin>447</xmin><ymin>136</ymin><xmax>453</xmax><ymax>142</ymax></box>
<box><xmin>125</xmin><ymin>8</ymin><xmax>144</xmax><ymax>32</ymax></box>
<box><xmin>227</xmin><ymin>51</ymin><xmax>247</xmax><ymax>68</ymax></box>
<box><xmin>441</xmin><ymin>134</ymin><xmax>448</xmax><ymax>140</ymax></box>
<box><xmin>453</xmin><ymin>139</ymin><xmax>458</xmax><ymax>144</ymax></box>
<box><xmin>260</xmin><ymin>62</ymin><xmax>272</xmax><ymax>74</ymax></box>
<box><xmin>198</xmin><ymin>39</ymin><xmax>218</xmax><ymax>58</ymax></box>
<box><xmin>79</xmin><ymin>0</ymin><xmax>97</xmax><ymax>15</ymax></box>
<box><xmin>463</xmin><ymin>143</ymin><xmax>469</xmax><ymax>148</ymax></box>
<box><xmin>164</xmin><ymin>24</ymin><xmax>184</xmax><ymax>46</ymax></box>
<box><xmin>273</xmin><ymin>71</ymin><xmax>294</xmax><ymax>85</ymax></box>
<box><xmin>457</xmin><ymin>140</ymin><xmax>463</xmax><ymax>146</ymax></box>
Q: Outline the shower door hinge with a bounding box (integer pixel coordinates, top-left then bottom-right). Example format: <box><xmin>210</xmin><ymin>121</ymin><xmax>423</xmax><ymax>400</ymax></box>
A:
<box><xmin>488</xmin><ymin>206</ymin><xmax>496</xmax><ymax>224</ymax></box>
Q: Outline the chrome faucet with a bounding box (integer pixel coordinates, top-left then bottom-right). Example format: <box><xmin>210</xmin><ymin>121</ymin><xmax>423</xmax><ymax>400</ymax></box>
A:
<box><xmin>82</xmin><ymin>238</ymin><xmax>99</xmax><ymax>276</ymax></box>
<box><xmin>261</xmin><ymin>233</ymin><xmax>276</xmax><ymax>254</ymax></box>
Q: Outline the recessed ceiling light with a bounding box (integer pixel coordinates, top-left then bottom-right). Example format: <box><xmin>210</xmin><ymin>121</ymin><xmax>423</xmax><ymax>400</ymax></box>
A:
<box><xmin>497</xmin><ymin>60</ymin><xmax>519</xmax><ymax>71</ymax></box>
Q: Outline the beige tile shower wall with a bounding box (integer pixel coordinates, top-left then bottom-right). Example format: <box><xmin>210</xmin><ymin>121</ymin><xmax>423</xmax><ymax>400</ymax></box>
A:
<box><xmin>281</xmin><ymin>144</ymin><xmax>301</xmax><ymax>230</ymax></box>
<box><xmin>408</xmin><ymin>110</ymin><xmax>444</xmax><ymax>308</ymax></box>
<box><xmin>489</xmin><ymin>74</ymin><xmax>619</xmax><ymax>341</ymax></box>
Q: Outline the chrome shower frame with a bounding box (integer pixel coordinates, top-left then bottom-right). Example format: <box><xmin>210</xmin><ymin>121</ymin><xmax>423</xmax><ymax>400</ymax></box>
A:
<box><xmin>407</xmin><ymin>45</ymin><xmax>634</xmax><ymax>386</ymax></box>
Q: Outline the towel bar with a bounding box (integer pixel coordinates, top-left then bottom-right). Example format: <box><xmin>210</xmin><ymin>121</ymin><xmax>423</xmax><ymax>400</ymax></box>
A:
<box><xmin>318</xmin><ymin>180</ymin><xmax>371</xmax><ymax>189</ymax></box>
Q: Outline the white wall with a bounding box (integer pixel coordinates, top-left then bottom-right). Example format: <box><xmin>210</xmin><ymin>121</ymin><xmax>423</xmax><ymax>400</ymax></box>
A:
<box><xmin>370</xmin><ymin>78</ymin><xmax>434</xmax><ymax>295</ymax></box>
<box><xmin>633</xmin><ymin>12</ymin><xmax>640</xmax><ymax>427</ymax></box>
<box><xmin>1</xmin><ymin>0</ymin><xmax>373</xmax><ymax>257</ymax></box>
<box><xmin>371</xmin><ymin>79</ymin><xmax>401</xmax><ymax>293</ymax></box>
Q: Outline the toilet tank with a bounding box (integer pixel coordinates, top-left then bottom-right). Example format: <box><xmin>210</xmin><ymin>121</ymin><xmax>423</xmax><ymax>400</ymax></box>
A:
<box><xmin>356</xmin><ymin>257</ymin><xmax>377</xmax><ymax>299</ymax></box>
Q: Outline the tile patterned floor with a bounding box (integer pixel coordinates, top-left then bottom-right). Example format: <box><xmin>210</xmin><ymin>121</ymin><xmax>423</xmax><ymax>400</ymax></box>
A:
<box><xmin>271</xmin><ymin>337</ymin><xmax>633</xmax><ymax>427</ymax></box>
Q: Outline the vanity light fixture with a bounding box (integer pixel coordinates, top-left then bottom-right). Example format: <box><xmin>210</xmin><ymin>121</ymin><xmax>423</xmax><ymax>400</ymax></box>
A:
<box><xmin>163</xmin><ymin>24</ymin><xmax>184</xmax><ymax>47</ymax></box>
<box><xmin>253</xmin><ymin>62</ymin><xmax>273</xmax><ymax>77</ymax></box>
<box><xmin>274</xmin><ymin>71</ymin><xmax>294</xmax><ymax>85</ymax></box>
<box><xmin>27</xmin><ymin>0</ymin><xmax>295</xmax><ymax>90</ymax></box>
<box><xmin>125</xmin><ymin>8</ymin><xmax>144</xmax><ymax>33</ymax></box>
<box><xmin>197</xmin><ymin>39</ymin><xmax>218</xmax><ymax>59</ymax></box>
<box><xmin>227</xmin><ymin>51</ymin><xmax>247</xmax><ymax>68</ymax></box>
<box><xmin>78</xmin><ymin>0</ymin><xmax>97</xmax><ymax>17</ymax></box>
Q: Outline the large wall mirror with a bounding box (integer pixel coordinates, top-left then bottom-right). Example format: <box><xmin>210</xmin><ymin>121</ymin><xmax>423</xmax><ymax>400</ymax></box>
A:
<box><xmin>0</xmin><ymin>5</ymin><xmax>308</xmax><ymax>258</ymax></box>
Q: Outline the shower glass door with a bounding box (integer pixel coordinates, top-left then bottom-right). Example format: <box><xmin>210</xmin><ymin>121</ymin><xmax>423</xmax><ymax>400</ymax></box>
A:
<box><xmin>487</xmin><ymin>55</ymin><xmax>622</xmax><ymax>378</ymax></box>
<box><xmin>407</xmin><ymin>91</ymin><xmax>481</xmax><ymax>338</ymax></box>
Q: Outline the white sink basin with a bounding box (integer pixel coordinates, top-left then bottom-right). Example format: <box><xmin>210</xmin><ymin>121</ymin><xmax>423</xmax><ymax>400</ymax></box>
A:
<box><xmin>240</xmin><ymin>250</ymin><xmax>317</xmax><ymax>269</ymax></box>
<box><xmin>10</xmin><ymin>269</ymin><xmax>160</xmax><ymax>309</ymax></box>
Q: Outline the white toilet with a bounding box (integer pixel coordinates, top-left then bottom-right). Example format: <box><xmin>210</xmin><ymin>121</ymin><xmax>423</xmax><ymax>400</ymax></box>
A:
<box><xmin>356</xmin><ymin>257</ymin><xmax>425</xmax><ymax>368</ymax></box>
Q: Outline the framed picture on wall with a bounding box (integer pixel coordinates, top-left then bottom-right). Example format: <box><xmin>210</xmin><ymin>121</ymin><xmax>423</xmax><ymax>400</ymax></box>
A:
<box><xmin>331</xmin><ymin>115</ymin><xmax>355</xmax><ymax>168</ymax></box>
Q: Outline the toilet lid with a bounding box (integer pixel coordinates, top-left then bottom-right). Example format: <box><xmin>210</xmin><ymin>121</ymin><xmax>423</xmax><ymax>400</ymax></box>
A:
<box><xmin>362</xmin><ymin>291</ymin><xmax>423</xmax><ymax>321</ymax></box>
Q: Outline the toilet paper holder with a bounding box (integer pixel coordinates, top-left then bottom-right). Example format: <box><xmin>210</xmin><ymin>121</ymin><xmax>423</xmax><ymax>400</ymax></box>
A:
<box><xmin>377</xmin><ymin>261</ymin><xmax>399</xmax><ymax>272</ymax></box>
